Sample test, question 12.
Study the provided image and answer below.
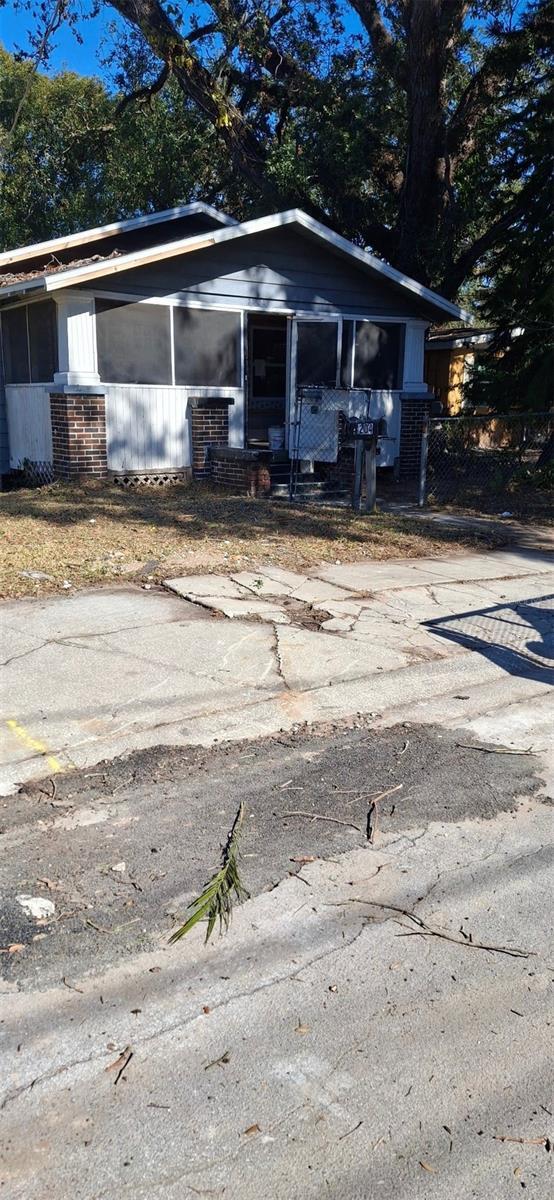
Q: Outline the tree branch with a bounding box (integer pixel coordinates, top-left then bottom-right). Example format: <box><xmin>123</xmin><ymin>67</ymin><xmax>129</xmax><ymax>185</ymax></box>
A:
<box><xmin>115</xmin><ymin>61</ymin><xmax>170</xmax><ymax>116</ymax></box>
<box><xmin>348</xmin><ymin>0</ymin><xmax>406</xmax><ymax>85</ymax></box>
<box><xmin>441</xmin><ymin>192</ymin><xmax>529</xmax><ymax>299</ymax></box>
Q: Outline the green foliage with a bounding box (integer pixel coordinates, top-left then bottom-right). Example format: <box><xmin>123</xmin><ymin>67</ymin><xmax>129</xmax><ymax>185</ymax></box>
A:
<box><xmin>169</xmin><ymin>802</ymin><xmax>249</xmax><ymax>945</ymax></box>
<box><xmin>463</xmin><ymin>30</ymin><xmax>553</xmax><ymax>414</ymax></box>
<box><xmin>0</xmin><ymin>46</ymin><xmax>227</xmax><ymax>248</ymax></box>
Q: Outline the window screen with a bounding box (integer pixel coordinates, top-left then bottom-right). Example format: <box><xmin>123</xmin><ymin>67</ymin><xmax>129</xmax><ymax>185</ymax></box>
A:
<box><xmin>297</xmin><ymin>321</ymin><xmax>338</xmax><ymax>386</ymax></box>
<box><xmin>353</xmin><ymin>321</ymin><xmax>402</xmax><ymax>389</ymax></box>
<box><xmin>340</xmin><ymin>320</ymin><xmax>354</xmax><ymax>388</ymax></box>
<box><xmin>174</xmin><ymin>308</ymin><xmax>240</xmax><ymax>387</ymax></box>
<box><xmin>1</xmin><ymin>306</ymin><xmax>29</xmax><ymax>383</ymax></box>
<box><xmin>96</xmin><ymin>299</ymin><xmax>171</xmax><ymax>384</ymax></box>
<box><xmin>28</xmin><ymin>300</ymin><xmax>58</xmax><ymax>382</ymax></box>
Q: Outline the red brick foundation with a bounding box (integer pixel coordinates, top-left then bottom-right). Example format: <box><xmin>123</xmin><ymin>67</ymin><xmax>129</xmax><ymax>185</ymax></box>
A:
<box><xmin>50</xmin><ymin>392</ymin><xmax>107</xmax><ymax>479</ymax></box>
<box><xmin>190</xmin><ymin>400</ymin><xmax>231</xmax><ymax>479</ymax></box>
<box><xmin>398</xmin><ymin>393</ymin><xmax>430</xmax><ymax>479</ymax></box>
<box><xmin>210</xmin><ymin>449</ymin><xmax>271</xmax><ymax>497</ymax></box>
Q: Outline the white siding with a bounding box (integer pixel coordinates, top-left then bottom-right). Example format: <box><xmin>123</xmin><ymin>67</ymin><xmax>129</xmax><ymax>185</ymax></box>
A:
<box><xmin>5</xmin><ymin>384</ymin><xmax>52</xmax><ymax>467</ymax></box>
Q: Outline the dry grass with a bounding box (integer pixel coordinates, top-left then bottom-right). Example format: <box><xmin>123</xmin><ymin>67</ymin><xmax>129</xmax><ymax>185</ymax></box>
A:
<box><xmin>0</xmin><ymin>480</ymin><xmax>505</xmax><ymax>601</ymax></box>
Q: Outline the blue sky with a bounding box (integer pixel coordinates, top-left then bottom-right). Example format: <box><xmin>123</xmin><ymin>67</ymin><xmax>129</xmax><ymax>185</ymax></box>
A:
<box><xmin>1</xmin><ymin>2</ymin><xmax>122</xmax><ymax>76</ymax></box>
<box><xmin>1</xmin><ymin>1</ymin><xmax>364</xmax><ymax>80</ymax></box>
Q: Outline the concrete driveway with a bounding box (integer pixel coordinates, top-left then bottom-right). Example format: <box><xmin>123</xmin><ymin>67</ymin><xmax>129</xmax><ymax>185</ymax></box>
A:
<box><xmin>1</xmin><ymin>541</ymin><xmax>553</xmax><ymax>1199</ymax></box>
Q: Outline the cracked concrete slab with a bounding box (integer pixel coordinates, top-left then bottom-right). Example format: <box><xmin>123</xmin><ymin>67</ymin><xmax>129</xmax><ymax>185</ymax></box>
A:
<box><xmin>290</xmin><ymin>578</ymin><xmax>355</xmax><ymax>604</ymax></box>
<box><xmin>276</xmin><ymin>624</ymin><xmax>412</xmax><ymax>689</ymax></box>
<box><xmin>315</xmin><ymin>551</ymin><xmax>554</xmax><ymax>593</ymax></box>
<box><xmin>2</xmin><ymin>553</ymin><xmax>552</xmax><ymax>795</ymax></box>
<box><xmin>230</xmin><ymin>571</ymin><xmax>294</xmax><ymax>597</ymax></box>
<box><xmin>191</xmin><ymin>596</ymin><xmax>291</xmax><ymax>623</ymax></box>
<box><xmin>0</xmin><ymin>609</ymin><xmax>283</xmax><ymax>791</ymax></box>
<box><xmin>165</xmin><ymin>574</ymin><xmax>246</xmax><ymax>599</ymax></box>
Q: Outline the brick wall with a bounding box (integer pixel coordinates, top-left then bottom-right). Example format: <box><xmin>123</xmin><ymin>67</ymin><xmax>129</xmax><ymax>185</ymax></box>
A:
<box><xmin>398</xmin><ymin>394</ymin><xmax>430</xmax><ymax>479</ymax></box>
<box><xmin>210</xmin><ymin>451</ymin><xmax>271</xmax><ymax>497</ymax></box>
<box><xmin>190</xmin><ymin>403</ymin><xmax>230</xmax><ymax>479</ymax></box>
<box><xmin>50</xmin><ymin>392</ymin><xmax>107</xmax><ymax>479</ymax></box>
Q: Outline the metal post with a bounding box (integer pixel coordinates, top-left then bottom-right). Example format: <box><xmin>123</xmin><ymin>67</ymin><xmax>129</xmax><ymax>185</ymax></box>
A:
<box><xmin>364</xmin><ymin>439</ymin><xmax>377</xmax><ymax>513</ymax></box>
<box><xmin>418</xmin><ymin>413</ymin><xmax>429</xmax><ymax>508</ymax></box>
<box><xmin>352</xmin><ymin>438</ymin><xmax>364</xmax><ymax>511</ymax></box>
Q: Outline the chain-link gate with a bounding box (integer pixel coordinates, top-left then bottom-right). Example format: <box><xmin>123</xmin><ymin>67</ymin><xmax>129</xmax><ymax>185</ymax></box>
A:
<box><xmin>289</xmin><ymin>386</ymin><xmax>372</xmax><ymax>501</ymax></box>
<box><xmin>420</xmin><ymin>411</ymin><xmax>553</xmax><ymax>516</ymax></box>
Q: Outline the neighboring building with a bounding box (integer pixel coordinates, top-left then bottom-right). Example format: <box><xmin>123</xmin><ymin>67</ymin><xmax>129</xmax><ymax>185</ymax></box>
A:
<box><xmin>425</xmin><ymin>326</ymin><xmax>494</xmax><ymax>414</ymax></box>
<box><xmin>0</xmin><ymin>203</ymin><xmax>464</xmax><ymax>491</ymax></box>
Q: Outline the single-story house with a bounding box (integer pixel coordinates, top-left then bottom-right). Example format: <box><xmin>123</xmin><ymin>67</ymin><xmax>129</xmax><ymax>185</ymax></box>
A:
<box><xmin>425</xmin><ymin>326</ymin><xmax>494</xmax><ymax>414</ymax></box>
<box><xmin>0</xmin><ymin>202</ymin><xmax>464</xmax><ymax>492</ymax></box>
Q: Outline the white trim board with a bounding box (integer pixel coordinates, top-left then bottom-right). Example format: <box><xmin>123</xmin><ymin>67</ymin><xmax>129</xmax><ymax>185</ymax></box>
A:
<box><xmin>0</xmin><ymin>208</ymin><xmax>468</xmax><ymax>322</ymax></box>
<box><xmin>0</xmin><ymin>202</ymin><xmax>236</xmax><ymax>270</ymax></box>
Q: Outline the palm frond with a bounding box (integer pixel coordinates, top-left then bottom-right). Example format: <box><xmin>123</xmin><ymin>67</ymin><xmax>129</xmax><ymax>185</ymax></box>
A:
<box><xmin>169</xmin><ymin>801</ymin><xmax>249</xmax><ymax>945</ymax></box>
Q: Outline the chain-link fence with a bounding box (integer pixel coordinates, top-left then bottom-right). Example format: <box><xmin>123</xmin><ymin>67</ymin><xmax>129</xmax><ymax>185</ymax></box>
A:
<box><xmin>289</xmin><ymin>386</ymin><xmax>372</xmax><ymax>500</ymax></box>
<box><xmin>422</xmin><ymin>411</ymin><xmax>553</xmax><ymax>517</ymax></box>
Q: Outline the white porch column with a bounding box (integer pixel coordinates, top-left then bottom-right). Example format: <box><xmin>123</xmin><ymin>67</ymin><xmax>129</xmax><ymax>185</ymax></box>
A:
<box><xmin>402</xmin><ymin>320</ymin><xmax>429</xmax><ymax>393</ymax></box>
<box><xmin>53</xmin><ymin>291</ymin><xmax>100</xmax><ymax>388</ymax></box>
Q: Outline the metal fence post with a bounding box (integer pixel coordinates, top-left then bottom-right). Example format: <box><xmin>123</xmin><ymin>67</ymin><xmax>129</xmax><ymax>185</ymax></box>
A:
<box><xmin>352</xmin><ymin>438</ymin><xmax>364</xmax><ymax>511</ymax></box>
<box><xmin>364</xmin><ymin>439</ymin><xmax>377</xmax><ymax>513</ymax></box>
<box><xmin>418</xmin><ymin>413</ymin><xmax>430</xmax><ymax>507</ymax></box>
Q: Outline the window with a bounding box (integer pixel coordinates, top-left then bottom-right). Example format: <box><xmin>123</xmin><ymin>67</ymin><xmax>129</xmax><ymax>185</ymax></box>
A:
<box><xmin>353</xmin><ymin>321</ymin><xmax>402</xmax><ymax>389</ymax></box>
<box><xmin>1</xmin><ymin>306</ymin><xmax>29</xmax><ymax>383</ymax></box>
<box><xmin>28</xmin><ymin>301</ymin><xmax>58</xmax><ymax>382</ymax></box>
<box><xmin>95</xmin><ymin>299</ymin><xmax>171</xmax><ymax>384</ymax></box>
<box><xmin>297</xmin><ymin>321</ymin><xmax>338</xmax><ymax>386</ymax></box>
<box><xmin>340</xmin><ymin>320</ymin><xmax>354</xmax><ymax>387</ymax></box>
<box><xmin>174</xmin><ymin>308</ymin><xmax>240</xmax><ymax>387</ymax></box>
<box><xmin>1</xmin><ymin>301</ymin><xmax>58</xmax><ymax>384</ymax></box>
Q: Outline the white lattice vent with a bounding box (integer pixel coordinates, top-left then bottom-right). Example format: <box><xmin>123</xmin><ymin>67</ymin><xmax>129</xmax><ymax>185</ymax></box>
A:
<box><xmin>112</xmin><ymin>470</ymin><xmax>190</xmax><ymax>489</ymax></box>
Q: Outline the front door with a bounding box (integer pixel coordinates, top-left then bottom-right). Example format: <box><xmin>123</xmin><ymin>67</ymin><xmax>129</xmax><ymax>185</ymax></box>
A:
<box><xmin>246</xmin><ymin>315</ymin><xmax>288</xmax><ymax>447</ymax></box>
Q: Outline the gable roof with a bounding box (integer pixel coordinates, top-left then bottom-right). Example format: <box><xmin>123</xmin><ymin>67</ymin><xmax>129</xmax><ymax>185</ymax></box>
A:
<box><xmin>0</xmin><ymin>207</ymin><xmax>466</xmax><ymax>322</ymax></box>
<box><xmin>0</xmin><ymin>202</ymin><xmax>236</xmax><ymax>272</ymax></box>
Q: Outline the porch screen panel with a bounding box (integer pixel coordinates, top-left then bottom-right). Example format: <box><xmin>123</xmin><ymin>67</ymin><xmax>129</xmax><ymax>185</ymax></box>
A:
<box><xmin>173</xmin><ymin>308</ymin><xmax>240</xmax><ymax>387</ymax></box>
<box><xmin>95</xmin><ymin>299</ymin><xmax>171</xmax><ymax>384</ymax></box>
<box><xmin>340</xmin><ymin>320</ymin><xmax>354</xmax><ymax>387</ymax></box>
<box><xmin>28</xmin><ymin>300</ymin><xmax>58</xmax><ymax>382</ymax></box>
<box><xmin>354</xmin><ymin>321</ymin><xmax>402</xmax><ymax>389</ymax></box>
<box><xmin>1</xmin><ymin>306</ymin><xmax>29</xmax><ymax>383</ymax></box>
<box><xmin>297</xmin><ymin>321</ymin><xmax>338</xmax><ymax>387</ymax></box>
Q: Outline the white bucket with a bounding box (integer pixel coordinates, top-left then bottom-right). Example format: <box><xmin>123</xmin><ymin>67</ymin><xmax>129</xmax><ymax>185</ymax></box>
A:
<box><xmin>268</xmin><ymin>425</ymin><xmax>285</xmax><ymax>451</ymax></box>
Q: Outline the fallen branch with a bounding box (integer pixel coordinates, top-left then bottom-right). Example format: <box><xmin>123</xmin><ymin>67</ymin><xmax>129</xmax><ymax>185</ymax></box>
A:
<box><xmin>331</xmin><ymin>899</ymin><xmax>534</xmax><ymax>960</ymax></box>
<box><xmin>282</xmin><ymin>811</ymin><xmax>362</xmax><ymax>832</ymax></box>
<box><xmin>169</xmin><ymin>802</ymin><xmax>249</xmax><ymax>945</ymax></box>
<box><xmin>493</xmin><ymin>1135</ymin><xmax>550</xmax><ymax>1148</ymax></box>
<box><xmin>456</xmin><ymin>743</ymin><xmax>537</xmax><ymax>756</ymax></box>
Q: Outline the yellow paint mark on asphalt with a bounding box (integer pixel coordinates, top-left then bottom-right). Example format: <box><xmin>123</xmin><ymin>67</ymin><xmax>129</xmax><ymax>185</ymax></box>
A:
<box><xmin>5</xmin><ymin>718</ymin><xmax>64</xmax><ymax>774</ymax></box>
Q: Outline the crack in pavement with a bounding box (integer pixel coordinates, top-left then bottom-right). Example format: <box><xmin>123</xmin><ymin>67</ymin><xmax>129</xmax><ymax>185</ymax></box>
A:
<box><xmin>1</xmin><ymin>915</ymin><xmax>371</xmax><ymax>1113</ymax></box>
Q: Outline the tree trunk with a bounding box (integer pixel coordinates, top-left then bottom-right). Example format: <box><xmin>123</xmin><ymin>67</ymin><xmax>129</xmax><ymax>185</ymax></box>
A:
<box><xmin>394</xmin><ymin>0</ymin><xmax>452</xmax><ymax>284</ymax></box>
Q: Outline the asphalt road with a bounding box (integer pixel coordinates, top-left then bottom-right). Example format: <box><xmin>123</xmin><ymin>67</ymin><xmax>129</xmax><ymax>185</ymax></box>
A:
<box><xmin>1</xmin><ymin>543</ymin><xmax>552</xmax><ymax>1199</ymax></box>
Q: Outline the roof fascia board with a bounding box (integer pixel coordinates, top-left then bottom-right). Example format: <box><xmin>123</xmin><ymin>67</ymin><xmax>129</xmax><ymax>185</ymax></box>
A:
<box><xmin>0</xmin><ymin>202</ymin><xmax>236</xmax><ymax>269</ymax></box>
<box><xmin>1</xmin><ymin>207</ymin><xmax>467</xmax><ymax>322</ymax></box>
<box><xmin>288</xmin><ymin>210</ymin><xmax>467</xmax><ymax>322</ymax></box>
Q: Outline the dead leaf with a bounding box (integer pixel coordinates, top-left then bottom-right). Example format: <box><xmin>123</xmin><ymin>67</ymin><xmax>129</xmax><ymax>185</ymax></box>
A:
<box><xmin>202</xmin><ymin>1005</ymin><xmax>211</xmax><ymax>1014</ymax></box>
<box><xmin>0</xmin><ymin>943</ymin><xmax>26</xmax><ymax>954</ymax></box>
<box><xmin>419</xmin><ymin>1161</ymin><xmax>437</xmax><ymax>1173</ymax></box>
<box><xmin>105</xmin><ymin>1045</ymin><xmax>133</xmax><ymax>1085</ymax></box>
<box><xmin>295</xmin><ymin>1022</ymin><xmax>310</xmax><ymax>1035</ymax></box>
<box><xmin>243</xmin><ymin>1124</ymin><xmax>261</xmax><ymax>1136</ymax></box>
<box><xmin>290</xmin><ymin>855</ymin><xmax>318</xmax><ymax>864</ymax></box>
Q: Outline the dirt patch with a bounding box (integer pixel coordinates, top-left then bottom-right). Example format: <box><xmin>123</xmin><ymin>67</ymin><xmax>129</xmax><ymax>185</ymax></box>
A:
<box><xmin>2</xmin><ymin>718</ymin><xmax>545</xmax><ymax>989</ymax></box>
<box><xmin>0</xmin><ymin>479</ymin><xmax>508</xmax><ymax>600</ymax></box>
